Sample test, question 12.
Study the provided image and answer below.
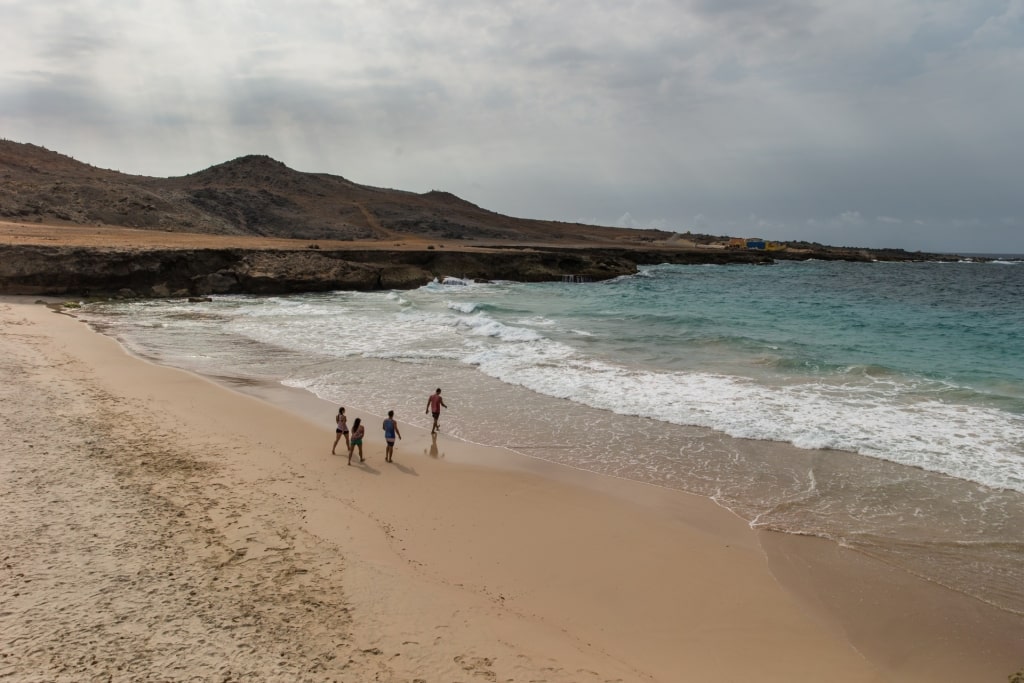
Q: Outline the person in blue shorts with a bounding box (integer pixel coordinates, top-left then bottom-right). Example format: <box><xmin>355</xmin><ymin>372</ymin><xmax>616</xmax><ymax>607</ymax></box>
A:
<box><xmin>382</xmin><ymin>410</ymin><xmax>402</xmax><ymax>463</ymax></box>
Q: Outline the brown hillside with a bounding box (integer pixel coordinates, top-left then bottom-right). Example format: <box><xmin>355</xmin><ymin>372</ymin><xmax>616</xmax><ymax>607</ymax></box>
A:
<box><xmin>0</xmin><ymin>140</ymin><xmax>672</xmax><ymax>245</ymax></box>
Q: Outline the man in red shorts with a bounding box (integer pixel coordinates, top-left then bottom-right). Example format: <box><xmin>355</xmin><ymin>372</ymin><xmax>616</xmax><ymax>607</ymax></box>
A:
<box><xmin>425</xmin><ymin>387</ymin><xmax>448</xmax><ymax>435</ymax></box>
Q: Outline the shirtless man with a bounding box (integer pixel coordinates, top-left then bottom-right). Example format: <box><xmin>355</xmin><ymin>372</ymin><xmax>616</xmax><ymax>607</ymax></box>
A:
<box><xmin>425</xmin><ymin>388</ymin><xmax>447</xmax><ymax>435</ymax></box>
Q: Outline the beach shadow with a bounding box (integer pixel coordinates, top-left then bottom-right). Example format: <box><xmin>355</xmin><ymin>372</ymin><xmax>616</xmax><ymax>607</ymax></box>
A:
<box><xmin>348</xmin><ymin>458</ymin><xmax>381</xmax><ymax>475</ymax></box>
<box><xmin>388</xmin><ymin>460</ymin><xmax>418</xmax><ymax>476</ymax></box>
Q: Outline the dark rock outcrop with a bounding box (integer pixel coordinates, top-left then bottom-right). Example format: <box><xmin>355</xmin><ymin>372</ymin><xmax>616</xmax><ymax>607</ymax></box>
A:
<box><xmin>0</xmin><ymin>245</ymin><xmax>615</xmax><ymax>297</ymax></box>
<box><xmin>0</xmin><ymin>243</ymin><xmax>785</xmax><ymax>298</ymax></box>
<box><xmin>1</xmin><ymin>237</ymin><xmax>973</xmax><ymax>299</ymax></box>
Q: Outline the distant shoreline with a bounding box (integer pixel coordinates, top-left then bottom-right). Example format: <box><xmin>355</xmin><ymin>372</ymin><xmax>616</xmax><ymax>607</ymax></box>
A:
<box><xmin>0</xmin><ymin>220</ymin><xmax>975</xmax><ymax>299</ymax></box>
<box><xmin>959</xmin><ymin>252</ymin><xmax>1024</xmax><ymax>259</ymax></box>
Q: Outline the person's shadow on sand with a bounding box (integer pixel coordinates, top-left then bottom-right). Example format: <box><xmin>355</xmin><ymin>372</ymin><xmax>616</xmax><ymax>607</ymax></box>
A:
<box><xmin>351</xmin><ymin>460</ymin><xmax>381</xmax><ymax>475</ymax></box>
<box><xmin>426</xmin><ymin>433</ymin><xmax>443</xmax><ymax>459</ymax></box>
<box><xmin>389</xmin><ymin>460</ymin><xmax>418</xmax><ymax>476</ymax></box>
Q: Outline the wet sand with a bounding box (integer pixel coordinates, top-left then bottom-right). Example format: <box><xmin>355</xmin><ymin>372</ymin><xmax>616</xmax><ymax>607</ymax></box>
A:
<box><xmin>1</xmin><ymin>296</ymin><xmax>1021</xmax><ymax>682</ymax></box>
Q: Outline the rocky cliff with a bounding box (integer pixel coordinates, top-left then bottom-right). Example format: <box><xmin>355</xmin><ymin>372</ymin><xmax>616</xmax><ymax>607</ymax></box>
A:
<box><xmin>0</xmin><ymin>243</ymin><xmax>779</xmax><ymax>298</ymax></box>
<box><xmin>0</xmin><ymin>244</ymin><xmax>748</xmax><ymax>298</ymax></box>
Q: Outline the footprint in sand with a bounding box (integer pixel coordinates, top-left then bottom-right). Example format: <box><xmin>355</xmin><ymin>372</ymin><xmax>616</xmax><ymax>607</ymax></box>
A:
<box><xmin>454</xmin><ymin>654</ymin><xmax>497</xmax><ymax>680</ymax></box>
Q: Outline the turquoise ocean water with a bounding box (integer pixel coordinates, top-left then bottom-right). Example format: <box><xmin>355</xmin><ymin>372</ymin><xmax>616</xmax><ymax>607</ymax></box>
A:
<box><xmin>80</xmin><ymin>258</ymin><xmax>1024</xmax><ymax>615</ymax></box>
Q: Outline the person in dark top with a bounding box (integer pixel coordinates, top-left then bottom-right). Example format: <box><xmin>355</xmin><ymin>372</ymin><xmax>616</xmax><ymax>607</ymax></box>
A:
<box><xmin>382</xmin><ymin>410</ymin><xmax>402</xmax><ymax>463</ymax></box>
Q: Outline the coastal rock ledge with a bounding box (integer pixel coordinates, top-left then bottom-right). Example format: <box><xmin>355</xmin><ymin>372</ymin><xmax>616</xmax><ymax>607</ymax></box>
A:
<box><xmin>0</xmin><ymin>244</ymin><xmax>774</xmax><ymax>298</ymax></box>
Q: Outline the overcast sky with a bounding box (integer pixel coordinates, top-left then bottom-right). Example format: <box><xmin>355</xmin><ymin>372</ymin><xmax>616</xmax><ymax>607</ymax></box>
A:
<box><xmin>3</xmin><ymin>1</ymin><xmax>1022</xmax><ymax>252</ymax></box>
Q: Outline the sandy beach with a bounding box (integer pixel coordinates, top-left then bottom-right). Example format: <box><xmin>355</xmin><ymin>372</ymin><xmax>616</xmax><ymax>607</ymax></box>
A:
<box><xmin>1</xmin><ymin>296</ymin><xmax>1021</xmax><ymax>682</ymax></box>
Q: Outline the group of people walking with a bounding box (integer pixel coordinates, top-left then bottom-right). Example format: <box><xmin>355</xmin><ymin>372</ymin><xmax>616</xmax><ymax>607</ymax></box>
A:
<box><xmin>332</xmin><ymin>388</ymin><xmax>448</xmax><ymax>466</ymax></box>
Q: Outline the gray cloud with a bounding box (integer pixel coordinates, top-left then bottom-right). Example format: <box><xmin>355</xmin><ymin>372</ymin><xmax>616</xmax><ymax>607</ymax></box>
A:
<box><xmin>1</xmin><ymin>0</ymin><xmax>1022</xmax><ymax>252</ymax></box>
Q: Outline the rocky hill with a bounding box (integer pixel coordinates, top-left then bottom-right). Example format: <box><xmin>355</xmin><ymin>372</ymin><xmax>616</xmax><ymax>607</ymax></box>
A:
<box><xmin>0</xmin><ymin>140</ymin><xmax>965</xmax><ymax>299</ymax></box>
<box><xmin>0</xmin><ymin>140</ymin><xmax>672</xmax><ymax>244</ymax></box>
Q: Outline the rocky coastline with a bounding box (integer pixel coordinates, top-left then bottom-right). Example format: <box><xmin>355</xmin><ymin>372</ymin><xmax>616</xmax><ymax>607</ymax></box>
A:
<box><xmin>0</xmin><ymin>243</ymin><xmax>779</xmax><ymax>298</ymax></box>
<box><xmin>0</xmin><ymin>239</ymin><xmax>971</xmax><ymax>299</ymax></box>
